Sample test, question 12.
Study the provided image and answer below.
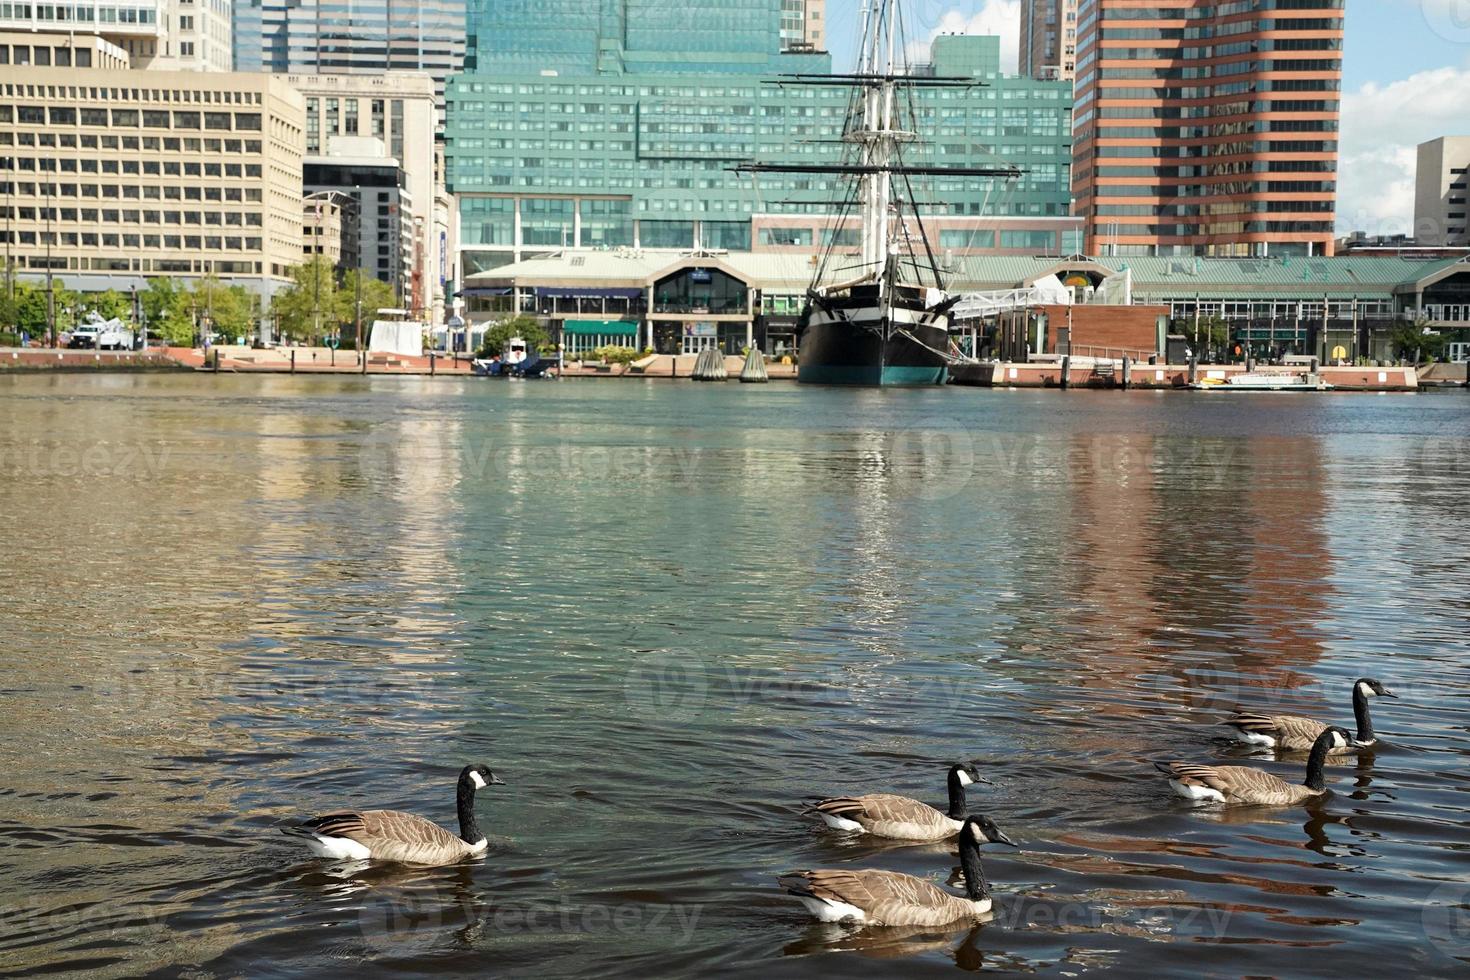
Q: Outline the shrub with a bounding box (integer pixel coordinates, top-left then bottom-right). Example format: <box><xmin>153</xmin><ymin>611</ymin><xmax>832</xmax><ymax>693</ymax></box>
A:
<box><xmin>589</xmin><ymin>344</ymin><xmax>641</xmax><ymax>365</ymax></box>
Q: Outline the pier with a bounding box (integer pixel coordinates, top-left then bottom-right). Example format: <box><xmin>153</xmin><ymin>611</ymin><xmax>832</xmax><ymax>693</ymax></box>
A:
<box><xmin>950</xmin><ymin>361</ymin><xmax>1422</xmax><ymax>391</ymax></box>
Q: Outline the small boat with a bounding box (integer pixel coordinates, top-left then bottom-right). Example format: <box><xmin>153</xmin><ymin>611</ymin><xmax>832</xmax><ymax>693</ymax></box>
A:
<box><xmin>1189</xmin><ymin>371</ymin><xmax>1333</xmax><ymax>392</ymax></box>
<box><xmin>471</xmin><ymin>336</ymin><xmax>555</xmax><ymax>378</ymax></box>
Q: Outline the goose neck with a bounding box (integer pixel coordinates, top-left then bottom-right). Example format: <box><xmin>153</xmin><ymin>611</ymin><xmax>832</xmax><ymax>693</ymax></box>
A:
<box><xmin>1351</xmin><ymin>686</ymin><xmax>1374</xmax><ymax>742</ymax></box>
<box><xmin>945</xmin><ymin>771</ymin><xmax>968</xmax><ymax>820</ymax></box>
<box><xmin>1304</xmin><ymin>736</ymin><xmax>1332</xmax><ymax>792</ymax></box>
<box><xmin>456</xmin><ymin>778</ymin><xmax>484</xmax><ymax>845</ymax></box>
<box><xmin>958</xmin><ymin>836</ymin><xmax>991</xmax><ymax>902</ymax></box>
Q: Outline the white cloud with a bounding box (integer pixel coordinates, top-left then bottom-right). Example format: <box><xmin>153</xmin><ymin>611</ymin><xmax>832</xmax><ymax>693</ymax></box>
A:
<box><xmin>907</xmin><ymin>1</ymin><xmax>1021</xmax><ymax>73</ymax></box>
<box><xmin>1338</xmin><ymin>66</ymin><xmax>1470</xmax><ymax>235</ymax></box>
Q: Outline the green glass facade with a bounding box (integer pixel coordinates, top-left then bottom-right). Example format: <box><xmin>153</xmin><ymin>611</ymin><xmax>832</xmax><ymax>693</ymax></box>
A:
<box><xmin>445</xmin><ymin>17</ymin><xmax>1074</xmax><ymax>278</ymax></box>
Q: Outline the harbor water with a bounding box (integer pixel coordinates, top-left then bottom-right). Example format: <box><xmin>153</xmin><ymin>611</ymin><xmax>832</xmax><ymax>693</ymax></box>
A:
<box><xmin>1</xmin><ymin>373</ymin><xmax>1469</xmax><ymax>977</ymax></box>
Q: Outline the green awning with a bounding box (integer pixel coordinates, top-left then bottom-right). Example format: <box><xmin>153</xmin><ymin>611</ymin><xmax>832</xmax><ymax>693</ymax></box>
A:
<box><xmin>562</xmin><ymin>319</ymin><xmax>638</xmax><ymax>337</ymax></box>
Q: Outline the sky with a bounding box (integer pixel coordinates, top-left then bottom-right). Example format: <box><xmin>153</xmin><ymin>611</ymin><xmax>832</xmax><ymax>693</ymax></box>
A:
<box><xmin>824</xmin><ymin>0</ymin><xmax>1470</xmax><ymax>235</ymax></box>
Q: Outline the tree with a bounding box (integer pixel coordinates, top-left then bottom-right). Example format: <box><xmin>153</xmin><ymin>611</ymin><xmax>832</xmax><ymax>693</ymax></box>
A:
<box><xmin>336</xmin><ymin>269</ymin><xmax>398</xmax><ymax>345</ymax></box>
<box><xmin>85</xmin><ymin>289</ymin><xmax>132</xmax><ymax>321</ymax></box>
<box><xmin>272</xmin><ymin>256</ymin><xmax>341</xmax><ymax>343</ymax></box>
<box><xmin>141</xmin><ymin>278</ymin><xmax>194</xmax><ymax>346</ymax></box>
<box><xmin>476</xmin><ymin>314</ymin><xmax>547</xmax><ymax>358</ymax></box>
<box><xmin>1389</xmin><ymin>318</ymin><xmax>1445</xmax><ymax>363</ymax></box>
<box><xmin>189</xmin><ymin>276</ymin><xmax>254</xmax><ymax>342</ymax></box>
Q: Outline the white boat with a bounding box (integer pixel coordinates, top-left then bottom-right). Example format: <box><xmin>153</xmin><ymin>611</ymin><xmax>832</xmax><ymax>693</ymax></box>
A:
<box><xmin>1189</xmin><ymin>371</ymin><xmax>1333</xmax><ymax>392</ymax></box>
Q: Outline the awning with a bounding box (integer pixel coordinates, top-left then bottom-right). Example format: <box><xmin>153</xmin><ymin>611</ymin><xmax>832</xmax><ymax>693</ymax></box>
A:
<box><xmin>535</xmin><ymin>286</ymin><xmax>644</xmax><ymax>299</ymax></box>
<box><xmin>562</xmin><ymin>320</ymin><xmax>639</xmax><ymax>337</ymax></box>
<box><xmin>460</xmin><ymin>286</ymin><xmax>512</xmax><ymax>296</ymax></box>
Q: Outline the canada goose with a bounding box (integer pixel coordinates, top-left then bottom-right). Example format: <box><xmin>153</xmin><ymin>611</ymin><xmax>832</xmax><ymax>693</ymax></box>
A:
<box><xmin>779</xmin><ymin>815</ymin><xmax>1015</xmax><ymax>926</ymax></box>
<box><xmin>282</xmin><ymin>764</ymin><xmax>504</xmax><ymax>865</ymax></box>
<box><xmin>1155</xmin><ymin>727</ymin><xmax>1356</xmax><ymax>805</ymax></box>
<box><xmin>806</xmin><ymin>764</ymin><xmax>990</xmax><ymax>841</ymax></box>
<box><xmin>1226</xmin><ymin>677</ymin><xmax>1396</xmax><ymax>751</ymax></box>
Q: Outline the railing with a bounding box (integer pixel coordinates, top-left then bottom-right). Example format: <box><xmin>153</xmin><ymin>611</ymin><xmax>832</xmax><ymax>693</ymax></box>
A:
<box><xmin>1409</xmin><ymin>305</ymin><xmax>1470</xmax><ymax>324</ymax></box>
<box><xmin>1065</xmin><ymin>343</ymin><xmax>1158</xmax><ymax>362</ymax></box>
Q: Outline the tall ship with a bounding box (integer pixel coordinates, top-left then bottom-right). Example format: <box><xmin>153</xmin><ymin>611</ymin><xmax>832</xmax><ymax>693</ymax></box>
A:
<box><xmin>738</xmin><ymin>1</ymin><xmax>1020</xmax><ymax>386</ymax></box>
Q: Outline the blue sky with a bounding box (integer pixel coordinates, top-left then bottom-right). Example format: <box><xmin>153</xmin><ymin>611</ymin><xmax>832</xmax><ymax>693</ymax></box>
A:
<box><xmin>825</xmin><ymin>0</ymin><xmax>1463</xmax><ymax>88</ymax></box>
<box><xmin>822</xmin><ymin>0</ymin><xmax>1470</xmax><ymax>232</ymax></box>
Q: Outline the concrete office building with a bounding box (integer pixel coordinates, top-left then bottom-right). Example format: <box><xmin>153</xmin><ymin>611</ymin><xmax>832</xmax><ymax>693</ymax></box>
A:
<box><xmin>284</xmin><ymin>72</ymin><xmax>443</xmax><ymax>317</ymax></box>
<box><xmin>445</xmin><ymin>31</ymin><xmax>1076</xmax><ymax>282</ymax></box>
<box><xmin>1072</xmin><ymin>0</ymin><xmax>1345</xmax><ymax>257</ymax></box>
<box><xmin>234</xmin><ymin>0</ymin><xmax>464</xmax><ymax>101</ymax></box>
<box><xmin>1415</xmin><ymin>137</ymin><xmax>1470</xmax><ymax>247</ymax></box>
<box><xmin>0</xmin><ymin>61</ymin><xmax>305</xmax><ymax>295</ymax></box>
<box><xmin>0</xmin><ymin>0</ymin><xmax>233</xmax><ymax>71</ymax></box>
<box><xmin>0</xmin><ymin>31</ymin><xmax>130</xmax><ymax>70</ymax></box>
<box><xmin>303</xmin><ymin>189</ymin><xmax>359</xmax><ymax>268</ymax></box>
<box><xmin>304</xmin><ymin>146</ymin><xmax>414</xmax><ymax>301</ymax></box>
<box><xmin>1019</xmin><ymin>0</ymin><xmax>1077</xmax><ymax>81</ymax></box>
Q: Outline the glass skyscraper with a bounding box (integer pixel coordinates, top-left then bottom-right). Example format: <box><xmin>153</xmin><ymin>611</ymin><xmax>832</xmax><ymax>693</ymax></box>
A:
<box><xmin>444</xmin><ymin>4</ymin><xmax>1075</xmax><ymax>278</ymax></box>
<box><xmin>234</xmin><ymin>0</ymin><xmax>466</xmax><ymax>96</ymax></box>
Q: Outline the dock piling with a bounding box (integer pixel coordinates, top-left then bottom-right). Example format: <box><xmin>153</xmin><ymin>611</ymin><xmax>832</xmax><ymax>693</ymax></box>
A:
<box><xmin>1187</xmin><ymin>357</ymin><xmax>1198</xmax><ymax>385</ymax></box>
<box><xmin>1121</xmin><ymin>356</ymin><xmax>1131</xmax><ymax>390</ymax></box>
<box><xmin>739</xmin><ymin>347</ymin><xmax>769</xmax><ymax>383</ymax></box>
<box><xmin>290</xmin><ymin>349</ymin><xmax>295</xmax><ymax>374</ymax></box>
<box><xmin>1060</xmin><ymin>355</ymin><xmax>1071</xmax><ymax>390</ymax></box>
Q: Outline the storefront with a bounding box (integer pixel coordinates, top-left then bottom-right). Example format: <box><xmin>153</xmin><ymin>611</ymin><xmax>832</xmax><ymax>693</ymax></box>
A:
<box><xmin>561</xmin><ymin>319</ymin><xmax>640</xmax><ymax>356</ymax></box>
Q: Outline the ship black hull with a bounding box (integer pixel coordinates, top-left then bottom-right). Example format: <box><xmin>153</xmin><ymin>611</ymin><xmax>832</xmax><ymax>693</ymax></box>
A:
<box><xmin>797</xmin><ymin>309</ymin><xmax>950</xmax><ymax>387</ymax></box>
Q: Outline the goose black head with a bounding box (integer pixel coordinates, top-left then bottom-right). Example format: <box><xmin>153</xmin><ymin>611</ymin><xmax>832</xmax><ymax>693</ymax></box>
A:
<box><xmin>949</xmin><ymin>763</ymin><xmax>990</xmax><ymax>788</ymax></box>
<box><xmin>460</xmin><ymin>763</ymin><xmax>505</xmax><ymax>790</ymax></box>
<box><xmin>1355</xmin><ymin>678</ymin><xmax>1396</xmax><ymax>699</ymax></box>
<box><xmin>962</xmin><ymin>815</ymin><xmax>1015</xmax><ymax>847</ymax></box>
<box><xmin>1324</xmin><ymin>726</ymin><xmax>1357</xmax><ymax>751</ymax></box>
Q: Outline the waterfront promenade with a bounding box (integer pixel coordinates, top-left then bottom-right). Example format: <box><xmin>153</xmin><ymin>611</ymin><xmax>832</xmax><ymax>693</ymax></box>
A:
<box><xmin>2</xmin><ymin>345</ymin><xmax>1457</xmax><ymax>390</ymax></box>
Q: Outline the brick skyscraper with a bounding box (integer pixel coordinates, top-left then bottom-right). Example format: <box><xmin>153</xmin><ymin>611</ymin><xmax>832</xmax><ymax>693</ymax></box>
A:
<box><xmin>1072</xmin><ymin>0</ymin><xmax>1345</xmax><ymax>257</ymax></box>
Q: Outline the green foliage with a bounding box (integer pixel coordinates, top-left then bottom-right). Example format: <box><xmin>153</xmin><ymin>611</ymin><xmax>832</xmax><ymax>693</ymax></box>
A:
<box><xmin>0</xmin><ymin>280</ymin><xmax>46</xmax><ymax>336</ymax></box>
<box><xmin>271</xmin><ymin>257</ymin><xmax>339</xmax><ymax>343</ymax></box>
<box><xmin>271</xmin><ymin>258</ymin><xmax>400</xmax><ymax>344</ymax></box>
<box><xmin>337</xmin><ymin>270</ymin><xmax>398</xmax><ymax>339</ymax></box>
<box><xmin>1390</xmin><ymin>319</ymin><xmax>1445</xmax><ymax>362</ymax></box>
<box><xmin>85</xmin><ymin>289</ymin><xmax>132</xmax><ymax>321</ymax></box>
<box><xmin>141</xmin><ymin>279</ymin><xmax>194</xmax><ymax>346</ymax></box>
<box><xmin>191</xmin><ymin>276</ymin><xmax>254</xmax><ymax>342</ymax></box>
<box><xmin>589</xmin><ymin>345</ymin><xmax>641</xmax><ymax>365</ymax></box>
<box><xmin>475</xmin><ymin>314</ymin><xmax>547</xmax><ymax>358</ymax></box>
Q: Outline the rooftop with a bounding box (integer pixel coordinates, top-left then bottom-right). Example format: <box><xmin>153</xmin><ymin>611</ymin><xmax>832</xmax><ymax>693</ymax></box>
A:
<box><xmin>465</xmin><ymin>250</ymin><xmax>1470</xmax><ymax>297</ymax></box>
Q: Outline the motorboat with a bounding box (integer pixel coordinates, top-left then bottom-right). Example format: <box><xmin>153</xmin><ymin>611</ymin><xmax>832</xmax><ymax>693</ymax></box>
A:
<box><xmin>1189</xmin><ymin>371</ymin><xmax>1333</xmax><ymax>392</ymax></box>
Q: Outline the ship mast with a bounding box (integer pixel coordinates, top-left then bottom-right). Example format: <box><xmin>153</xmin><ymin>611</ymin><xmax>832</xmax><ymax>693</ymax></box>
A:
<box><xmin>858</xmin><ymin>0</ymin><xmax>900</xmax><ymax>277</ymax></box>
<box><xmin>731</xmin><ymin>0</ymin><xmax>1022</xmax><ymax>288</ymax></box>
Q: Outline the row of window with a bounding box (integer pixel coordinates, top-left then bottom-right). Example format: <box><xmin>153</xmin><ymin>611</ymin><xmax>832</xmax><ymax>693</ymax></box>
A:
<box><xmin>1</xmin><ymin>106</ymin><xmax>262</xmax><ymax>130</ymax></box>
<box><xmin>2</xmin><ymin>206</ymin><xmax>265</xmax><ymax>225</ymax></box>
<box><xmin>0</xmin><ymin>182</ymin><xmax>265</xmax><ymax>202</ymax></box>
<box><xmin>6</xmin><ymin>158</ymin><xmax>263</xmax><ymax>179</ymax></box>
<box><xmin>3</xmin><ymin>82</ymin><xmax>262</xmax><ymax>105</ymax></box>
<box><xmin>0</xmin><ymin>131</ymin><xmax>262</xmax><ymax>155</ymax></box>
<box><xmin>6</xmin><ymin>234</ymin><xmax>264</xmax><ymax>254</ymax></box>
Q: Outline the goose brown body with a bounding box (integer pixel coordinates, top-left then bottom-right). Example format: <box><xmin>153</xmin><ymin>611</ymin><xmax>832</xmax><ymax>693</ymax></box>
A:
<box><xmin>285</xmin><ymin>763</ymin><xmax>502</xmax><ymax>866</ymax></box>
<box><xmin>779</xmin><ymin>868</ymin><xmax>989</xmax><ymax>927</ymax></box>
<box><xmin>1227</xmin><ymin>678</ymin><xmax>1396</xmax><ymax>751</ymax></box>
<box><xmin>808</xmin><ymin>764</ymin><xmax>985</xmax><ymax>841</ymax></box>
<box><xmin>1156</xmin><ymin>727</ymin><xmax>1354</xmax><ymax>805</ymax></box>
<box><xmin>780</xmin><ymin>815</ymin><xmax>1014</xmax><ymax>927</ymax></box>
<box><xmin>293</xmin><ymin>810</ymin><xmax>485</xmax><ymax>866</ymax></box>
<box><xmin>1152</xmin><ymin>763</ymin><xmax>1323</xmax><ymax>806</ymax></box>
<box><xmin>809</xmin><ymin>794</ymin><xmax>963</xmax><ymax>841</ymax></box>
<box><xmin>1226</xmin><ymin>713</ymin><xmax>1344</xmax><ymax>754</ymax></box>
